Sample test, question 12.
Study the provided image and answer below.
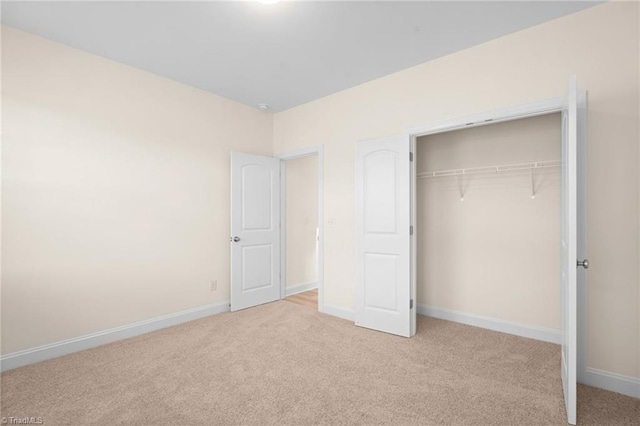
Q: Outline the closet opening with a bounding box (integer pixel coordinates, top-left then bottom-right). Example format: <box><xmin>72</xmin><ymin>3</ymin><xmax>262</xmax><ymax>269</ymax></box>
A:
<box><xmin>355</xmin><ymin>80</ymin><xmax>584</xmax><ymax>424</ymax></box>
<box><xmin>414</xmin><ymin>113</ymin><xmax>562</xmax><ymax>342</ymax></box>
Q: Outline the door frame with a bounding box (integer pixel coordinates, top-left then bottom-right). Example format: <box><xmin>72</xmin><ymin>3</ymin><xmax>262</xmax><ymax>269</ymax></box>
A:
<box><xmin>405</xmin><ymin>94</ymin><xmax>587</xmax><ymax>382</ymax></box>
<box><xmin>276</xmin><ymin>145</ymin><xmax>324</xmax><ymax>312</ymax></box>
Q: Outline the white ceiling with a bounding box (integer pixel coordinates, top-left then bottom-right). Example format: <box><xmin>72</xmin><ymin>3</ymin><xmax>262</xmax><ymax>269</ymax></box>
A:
<box><xmin>2</xmin><ymin>1</ymin><xmax>601</xmax><ymax>112</ymax></box>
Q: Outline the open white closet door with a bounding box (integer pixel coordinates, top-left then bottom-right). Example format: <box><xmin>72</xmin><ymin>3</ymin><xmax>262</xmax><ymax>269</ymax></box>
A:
<box><xmin>561</xmin><ymin>75</ymin><xmax>587</xmax><ymax>425</ymax></box>
<box><xmin>230</xmin><ymin>152</ymin><xmax>280</xmax><ymax>312</ymax></box>
<box><xmin>355</xmin><ymin>135</ymin><xmax>414</xmax><ymax>337</ymax></box>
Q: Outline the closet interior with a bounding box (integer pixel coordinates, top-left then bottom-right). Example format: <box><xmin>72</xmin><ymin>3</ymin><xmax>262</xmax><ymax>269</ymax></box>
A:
<box><xmin>415</xmin><ymin>113</ymin><xmax>563</xmax><ymax>335</ymax></box>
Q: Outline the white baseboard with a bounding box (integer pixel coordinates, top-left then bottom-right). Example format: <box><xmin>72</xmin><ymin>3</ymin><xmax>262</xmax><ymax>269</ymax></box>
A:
<box><xmin>5</xmin><ymin>300</ymin><xmax>636</xmax><ymax>400</ymax></box>
<box><xmin>0</xmin><ymin>301</ymin><xmax>230</xmax><ymax>372</ymax></box>
<box><xmin>582</xmin><ymin>367</ymin><xmax>640</xmax><ymax>399</ymax></box>
<box><xmin>321</xmin><ymin>304</ymin><xmax>355</xmax><ymax>322</ymax></box>
<box><xmin>285</xmin><ymin>281</ymin><xmax>318</xmax><ymax>296</ymax></box>
<box><xmin>417</xmin><ymin>304</ymin><xmax>561</xmax><ymax>344</ymax></box>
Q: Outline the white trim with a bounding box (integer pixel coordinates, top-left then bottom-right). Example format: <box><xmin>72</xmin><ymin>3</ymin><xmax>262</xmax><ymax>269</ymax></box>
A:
<box><xmin>285</xmin><ymin>281</ymin><xmax>318</xmax><ymax>296</ymax></box>
<box><xmin>279</xmin><ymin>160</ymin><xmax>287</xmax><ymax>300</ymax></box>
<box><xmin>276</xmin><ymin>145</ymin><xmax>325</xmax><ymax>315</ymax></box>
<box><xmin>410</xmin><ymin>137</ymin><xmax>417</xmax><ymax>337</ymax></box>
<box><xmin>0</xmin><ymin>301</ymin><xmax>230</xmax><ymax>372</ymax></box>
<box><xmin>317</xmin><ymin>148</ymin><xmax>324</xmax><ymax>313</ymax></box>
<box><xmin>321</xmin><ymin>304</ymin><xmax>355</xmax><ymax>322</ymax></box>
<box><xmin>417</xmin><ymin>304</ymin><xmax>561</xmax><ymax>344</ymax></box>
<box><xmin>582</xmin><ymin>368</ymin><xmax>640</xmax><ymax>399</ymax></box>
<box><xmin>276</xmin><ymin>145</ymin><xmax>322</xmax><ymax>160</ymax></box>
<box><xmin>406</xmin><ymin>96</ymin><xmax>564</xmax><ymax>137</ymax></box>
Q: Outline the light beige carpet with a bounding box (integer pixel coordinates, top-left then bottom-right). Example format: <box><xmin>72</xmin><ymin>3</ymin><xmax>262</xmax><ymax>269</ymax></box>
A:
<box><xmin>1</xmin><ymin>301</ymin><xmax>639</xmax><ymax>425</ymax></box>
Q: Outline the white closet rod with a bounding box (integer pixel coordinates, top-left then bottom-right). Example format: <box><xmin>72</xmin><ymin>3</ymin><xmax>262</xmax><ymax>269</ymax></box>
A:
<box><xmin>418</xmin><ymin>160</ymin><xmax>561</xmax><ymax>179</ymax></box>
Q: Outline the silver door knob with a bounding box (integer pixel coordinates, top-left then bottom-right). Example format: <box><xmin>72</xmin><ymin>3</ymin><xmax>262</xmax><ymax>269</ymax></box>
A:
<box><xmin>232</xmin><ymin>236</ymin><xmax>241</xmax><ymax>242</ymax></box>
<box><xmin>577</xmin><ymin>259</ymin><xmax>589</xmax><ymax>269</ymax></box>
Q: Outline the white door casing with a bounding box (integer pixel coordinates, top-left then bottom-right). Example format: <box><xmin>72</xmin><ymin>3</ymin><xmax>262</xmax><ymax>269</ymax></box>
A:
<box><xmin>561</xmin><ymin>76</ymin><xmax>580</xmax><ymax>425</ymax></box>
<box><xmin>276</xmin><ymin>146</ymin><xmax>325</xmax><ymax>311</ymax></box>
<box><xmin>230</xmin><ymin>152</ymin><xmax>281</xmax><ymax>312</ymax></box>
<box><xmin>355</xmin><ymin>135</ymin><xmax>412</xmax><ymax>337</ymax></box>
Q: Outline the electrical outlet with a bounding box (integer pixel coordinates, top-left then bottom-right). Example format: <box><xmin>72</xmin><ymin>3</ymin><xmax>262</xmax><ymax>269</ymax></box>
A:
<box><xmin>210</xmin><ymin>280</ymin><xmax>217</xmax><ymax>291</ymax></box>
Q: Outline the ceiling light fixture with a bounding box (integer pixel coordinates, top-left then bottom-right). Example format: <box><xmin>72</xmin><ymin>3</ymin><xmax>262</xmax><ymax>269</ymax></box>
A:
<box><xmin>256</xmin><ymin>0</ymin><xmax>281</xmax><ymax>5</ymax></box>
<box><xmin>257</xmin><ymin>104</ymin><xmax>270</xmax><ymax>112</ymax></box>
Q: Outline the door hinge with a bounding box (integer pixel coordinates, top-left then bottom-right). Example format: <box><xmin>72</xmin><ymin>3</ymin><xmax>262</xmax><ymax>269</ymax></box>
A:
<box><xmin>409</xmin><ymin>152</ymin><xmax>414</xmax><ymax>162</ymax></box>
<box><xmin>410</xmin><ymin>225</ymin><xmax>414</xmax><ymax>235</ymax></box>
<box><xmin>410</xmin><ymin>299</ymin><xmax>414</xmax><ymax>309</ymax></box>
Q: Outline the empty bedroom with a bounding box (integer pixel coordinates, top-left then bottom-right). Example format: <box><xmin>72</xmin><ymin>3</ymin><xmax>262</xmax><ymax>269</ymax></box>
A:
<box><xmin>1</xmin><ymin>1</ymin><xmax>639</xmax><ymax>425</ymax></box>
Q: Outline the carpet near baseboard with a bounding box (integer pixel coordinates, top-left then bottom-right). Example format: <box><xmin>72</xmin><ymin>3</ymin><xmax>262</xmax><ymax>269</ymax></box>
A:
<box><xmin>1</xmin><ymin>301</ymin><xmax>639</xmax><ymax>425</ymax></box>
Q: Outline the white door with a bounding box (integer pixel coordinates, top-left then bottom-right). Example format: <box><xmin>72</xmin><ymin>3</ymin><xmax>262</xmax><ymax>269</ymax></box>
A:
<box><xmin>355</xmin><ymin>135</ymin><xmax>413</xmax><ymax>337</ymax></box>
<box><xmin>230</xmin><ymin>152</ymin><xmax>280</xmax><ymax>311</ymax></box>
<box><xmin>561</xmin><ymin>76</ymin><xmax>586</xmax><ymax>425</ymax></box>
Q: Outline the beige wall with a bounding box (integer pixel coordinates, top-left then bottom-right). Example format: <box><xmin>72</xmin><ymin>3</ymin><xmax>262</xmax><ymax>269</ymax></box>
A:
<box><xmin>417</xmin><ymin>114</ymin><xmax>561</xmax><ymax>329</ymax></box>
<box><xmin>285</xmin><ymin>155</ymin><xmax>318</xmax><ymax>288</ymax></box>
<box><xmin>1</xmin><ymin>26</ymin><xmax>273</xmax><ymax>354</ymax></box>
<box><xmin>274</xmin><ymin>2</ymin><xmax>640</xmax><ymax>379</ymax></box>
